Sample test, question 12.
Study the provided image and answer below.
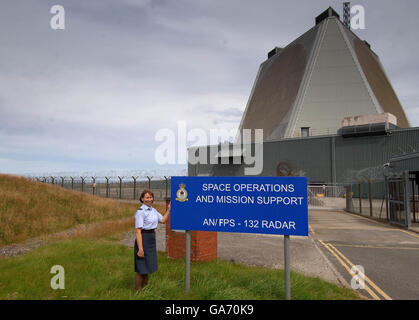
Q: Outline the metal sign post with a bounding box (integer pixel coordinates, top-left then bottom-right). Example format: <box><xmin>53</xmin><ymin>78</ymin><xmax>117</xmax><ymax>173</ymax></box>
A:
<box><xmin>185</xmin><ymin>230</ymin><xmax>191</xmax><ymax>292</ymax></box>
<box><xmin>171</xmin><ymin>176</ymin><xmax>308</xmax><ymax>296</ymax></box>
<box><xmin>284</xmin><ymin>235</ymin><xmax>291</xmax><ymax>300</ymax></box>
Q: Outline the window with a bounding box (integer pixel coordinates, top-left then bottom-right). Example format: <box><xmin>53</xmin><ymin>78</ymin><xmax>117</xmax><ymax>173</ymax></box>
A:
<box><xmin>301</xmin><ymin>127</ymin><xmax>310</xmax><ymax>137</ymax></box>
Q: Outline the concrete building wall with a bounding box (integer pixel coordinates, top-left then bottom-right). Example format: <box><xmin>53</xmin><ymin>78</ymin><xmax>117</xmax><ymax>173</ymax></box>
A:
<box><xmin>291</xmin><ymin>18</ymin><xmax>379</xmax><ymax>138</ymax></box>
<box><xmin>237</xmin><ymin>25</ymin><xmax>318</xmax><ymax>141</ymax></box>
<box><xmin>353</xmin><ymin>37</ymin><xmax>410</xmax><ymax>128</ymax></box>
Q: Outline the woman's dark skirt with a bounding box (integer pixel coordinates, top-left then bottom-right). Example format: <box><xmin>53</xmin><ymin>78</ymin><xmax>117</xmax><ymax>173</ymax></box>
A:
<box><xmin>134</xmin><ymin>232</ymin><xmax>158</xmax><ymax>275</ymax></box>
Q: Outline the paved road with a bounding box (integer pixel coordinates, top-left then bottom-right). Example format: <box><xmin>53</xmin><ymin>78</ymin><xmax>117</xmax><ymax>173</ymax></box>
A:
<box><xmin>309</xmin><ymin>210</ymin><xmax>419</xmax><ymax>300</ymax></box>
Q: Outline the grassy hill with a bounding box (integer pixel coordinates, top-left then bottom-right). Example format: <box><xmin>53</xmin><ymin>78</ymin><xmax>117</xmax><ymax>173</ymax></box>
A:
<box><xmin>0</xmin><ymin>174</ymin><xmax>146</xmax><ymax>245</ymax></box>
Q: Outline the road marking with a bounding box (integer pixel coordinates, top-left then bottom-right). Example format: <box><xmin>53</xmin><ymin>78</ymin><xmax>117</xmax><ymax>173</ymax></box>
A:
<box><xmin>330</xmin><ymin>244</ymin><xmax>419</xmax><ymax>250</ymax></box>
<box><xmin>318</xmin><ymin>240</ymin><xmax>391</xmax><ymax>300</ymax></box>
<box><xmin>326</xmin><ymin>243</ymin><xmax>392</xmax><ymax>300</ymax></box>
<box><xmin>310</xmin><ymin>226</ymin><xmax>396</xmax><ymax>231</ymax></box>
<box><xmin>318</xmin><ymin>240</ymin><xmax>380</xmax><ymax>300</ymax></box>
<box><xmin>339</xmin><ymin>212</ymin><xmax>419</xmax><ymax>239</ymax></box>
<box><xmin>398</xmin><ymin>229</ymin><xmax>419</xmax><ymax>239</ymax></box>
<box><xmin>315</xmin><ymin>211</ymin><xmax>419</xmax><ymax>239</ymax></box>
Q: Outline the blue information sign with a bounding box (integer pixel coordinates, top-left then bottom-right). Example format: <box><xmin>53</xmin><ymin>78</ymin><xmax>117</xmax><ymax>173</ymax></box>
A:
<box><xmin>171</xmin><ymin>176</ymin><xmax>308</xmax><ymax>236</ymax></box>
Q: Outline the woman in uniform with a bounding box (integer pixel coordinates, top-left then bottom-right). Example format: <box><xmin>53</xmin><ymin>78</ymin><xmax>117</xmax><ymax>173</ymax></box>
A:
<box><xmin>134</xmin><ymin>189</ymin><xmax>170</xmax><ymax>291</ymax></box>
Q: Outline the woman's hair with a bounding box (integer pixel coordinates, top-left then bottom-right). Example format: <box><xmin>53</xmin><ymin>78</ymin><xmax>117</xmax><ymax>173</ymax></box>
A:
<box><xmin>140</xmin><ymin>189</ymin><xmax>154</xmax><ymax>203</ymax></box>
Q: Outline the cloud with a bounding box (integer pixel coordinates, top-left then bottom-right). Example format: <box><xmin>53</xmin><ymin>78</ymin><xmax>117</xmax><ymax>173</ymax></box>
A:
<box><xmin>1</xmin><ymin>0</ymin><xmax>418</xmax><ymax>175</ymax></box>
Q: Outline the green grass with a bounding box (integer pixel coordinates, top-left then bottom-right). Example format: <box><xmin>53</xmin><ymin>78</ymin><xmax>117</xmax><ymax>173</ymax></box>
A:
<box><xmin>0</xmin><ymin>239</ymin><xmax>360</xmax><ymax>300</ymax></box>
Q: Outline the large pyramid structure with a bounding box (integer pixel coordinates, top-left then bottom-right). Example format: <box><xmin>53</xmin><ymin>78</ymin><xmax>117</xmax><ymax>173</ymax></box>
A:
<box><xmin>237</xmin><ymin>7</ymin><xmax>410</xmax><ymax>141</ymax></box>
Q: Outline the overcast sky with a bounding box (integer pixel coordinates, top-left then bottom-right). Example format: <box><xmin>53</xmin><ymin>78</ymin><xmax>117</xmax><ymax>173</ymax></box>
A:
<box><xmin>1</xmin><ymin>0</ymin><xmax>418</xmax><ymax>177</ymax></box>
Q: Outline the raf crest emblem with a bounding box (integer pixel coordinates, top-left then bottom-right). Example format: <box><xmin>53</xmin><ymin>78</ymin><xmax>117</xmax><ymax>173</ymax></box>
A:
<box><xmin>176</xmin><ymin>183</ymin><xmax>188</xmax><ymax>202</ymax></box>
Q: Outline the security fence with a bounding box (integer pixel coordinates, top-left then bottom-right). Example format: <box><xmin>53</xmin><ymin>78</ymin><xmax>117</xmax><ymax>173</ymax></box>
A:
<box><xmin>345</xmin><ymin>180</ymin><xmax>388</xmax><ymax>220</ymax></box>
<box><xmin>35</xmin><ymin>177</ymin><xmax>347</xmax><ymax>209</ymax></box>
<box><xmin>308</xmin><ymin>184</ymin><xmax>346</xmax><ymax>210</ymax></box>
<box><xmin>30</xmin><ymin>176</ymin><xmax>418</xmax><ymax>225</ymax></box>
<box><xmin>32</xmin><ymin>176</ymin><xmax>171</xmax><ymax>202</ymax></box>
<box><xmin>345</xmin><ymin>172</ymin><xmax>419</xmax><ymax>227</ymax></box>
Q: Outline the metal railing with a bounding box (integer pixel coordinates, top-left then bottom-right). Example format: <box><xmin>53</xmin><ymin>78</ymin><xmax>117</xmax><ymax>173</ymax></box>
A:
<box><xmin>345</xmin><ymin>180</ymin><xmax>387</xmax><ymax>221</ymax></box>
<box><xmin>308</xmin><ymin>184</ymin><xmax>346</xmax><ymax>210</ymax></box>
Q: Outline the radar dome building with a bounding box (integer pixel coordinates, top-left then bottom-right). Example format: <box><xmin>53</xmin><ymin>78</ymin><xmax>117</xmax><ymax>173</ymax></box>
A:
<box><xmin>237</xmin><ymin>7</ymin><xmax>410</xmax><ymax>141</ymax></box>
<box><xmin>189</xmin><ymin>7</ymin><xmax>417</xmax><ymax>185</ymax></box>
<box><xmin>187</xmin><ymin>6</ymin><xmax>418</xmax><ymax>228</ymax></box>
